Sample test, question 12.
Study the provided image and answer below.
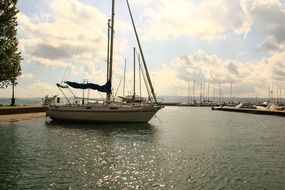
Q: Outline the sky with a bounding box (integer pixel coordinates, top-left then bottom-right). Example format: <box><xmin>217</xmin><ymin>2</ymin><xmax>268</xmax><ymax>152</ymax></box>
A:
<box><xmin>1</xmin><ymin>0</ymin><xmax>285</xmax><ymax>99</ymax></box>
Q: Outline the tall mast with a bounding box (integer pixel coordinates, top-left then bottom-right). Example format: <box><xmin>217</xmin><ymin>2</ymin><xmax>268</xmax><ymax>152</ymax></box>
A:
<box><xmin>277</xmin><ymin>88</ymin><xmax>279</xmax><ymax>103</ymax></box>
<box><xmin>188</xmin><ymin>80</ymin><xmax>190</xmax><ymax>104</ymax></box>
<box><xmin>219</xmin><ymin>82</ymin><xmax>222</xmax><ymax>104</ymax></box>
<box><xmin>229</xmin><ymin>81</ymin><xmax>232</xmax><ymax>103</ymax></box>
<box><xmin>207</xmin><ymin>83</ymin><xmax>210</xmax><ymax>102</ymax></box>
<box><xmin>126</xmin><ymin>0</ymin><xmax>158</xmax><ymax>104</ymax></box>
<box><xmin>213</xmin><ymin>81</ymin><xmax>215</xmax><ymax>104</ymax></box>
<box><xmin>139</xmin><ymin>54</ymin><xmax>142</xmax><ymax>98</ymax></box>
<box><xmin>280</xmin><ymin>90</ymin><xmax>283</xmax><ymax>104</ymax></box>
<box><xmin>106</xmin><ymin>19</ymin><xmax>111</xmax><ymax>81</ymax></box>
<box><xmin>192</xmin><ymin>80</ymin><xmax>195</xmax><ymax>104</ymax></box>
<box><xmin>133</xmin><ymin>47</ymin><xmax>136</xmax><ymax>98</ymax></box>
<box><xmin>267</xmin><ymin>85</ymin><xmax>270</xmax><ymax>102</ymax></box>
<box><xmin>107</xmin><ymin>0</ymin><xmax>115</xmax><ymax>102</ymax></box>
<box><xmin>123</xmin><ymin>59</ymin><xmax>126</xmax><ymax>97</ymax></box>
<box><xmin>200</xmin><ymin>83</ymin><xmax>202</xmax><ymax>104</ymax></box>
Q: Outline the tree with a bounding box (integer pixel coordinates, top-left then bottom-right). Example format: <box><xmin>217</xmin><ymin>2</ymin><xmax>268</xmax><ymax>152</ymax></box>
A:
<box><xmin>0</xmin><ymin>0</ymin><xmax>22</xmax><ymax>88</ymax></box>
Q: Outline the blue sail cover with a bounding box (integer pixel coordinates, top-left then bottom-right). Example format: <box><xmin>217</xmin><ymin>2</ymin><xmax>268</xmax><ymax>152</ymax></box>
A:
<box><xmin>65</xmin><ymin>81</ymin><xmax>111</xmax><ymax>93</ymax></box>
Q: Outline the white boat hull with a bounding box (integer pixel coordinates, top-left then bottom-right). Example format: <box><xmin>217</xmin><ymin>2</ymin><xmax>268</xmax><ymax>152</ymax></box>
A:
<box><xmin>46</xmin><ymin>104</ymin><xmax>161</xmax><ymax>123</ymax></box>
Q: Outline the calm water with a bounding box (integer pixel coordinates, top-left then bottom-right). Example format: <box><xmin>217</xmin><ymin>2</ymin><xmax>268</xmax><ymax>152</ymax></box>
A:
<box><xmin>0</xmin><ymin>107</ymin><xmax>285</xmax><ymax>189</ymax></box>
<box><xmin>0</xmin><ymin>97</ymin><xmax>43</xmax><ymax>106</ymax></box>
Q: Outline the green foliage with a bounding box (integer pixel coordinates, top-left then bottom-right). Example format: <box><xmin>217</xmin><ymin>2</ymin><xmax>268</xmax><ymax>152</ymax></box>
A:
<box><xmin>43</xmin><ymin>95</ymin><xmax>58</xmax><ymax>106</ymax></box>
<box><xmin>0</xmin><ymin>0</ymin><xmax>22</xmax><ymax>88</ymax></box>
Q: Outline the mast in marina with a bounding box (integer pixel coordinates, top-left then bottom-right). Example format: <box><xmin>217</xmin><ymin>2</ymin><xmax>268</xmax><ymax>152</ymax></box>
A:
<box><xmin>126</xmin><ymin>0</ymin><xmax>158</xmax><ymax>104</ymax></box>
<box><xmin>192</xmin><ymin>80</ymin><xmax>195</xmax><ymax>104</ymax></box>
<box><xmin>133</xmin><ymin>47</ymin><xmax>136</xmax><ymax>98</ymax></box>
<box><xmin>229</xmin><ymin>81</ymin><xmax>233</xmax><ymax>103</ymax></box>
<box><xmin>107</xmin><ymin>0</ymin><xmax>115</xmax><ymax>102</ymax></box>
<box><xmin>123</xmin><ymin>59</ymin><xmax>126</xmax><ymax>97</ymax></box>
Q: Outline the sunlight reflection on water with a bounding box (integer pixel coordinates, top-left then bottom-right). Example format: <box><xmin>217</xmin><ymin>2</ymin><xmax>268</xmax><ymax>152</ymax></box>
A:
<box><xmin>0</xmin><ymin>107</ymin><xmax>285</xmax><ymax>189</ymax></box>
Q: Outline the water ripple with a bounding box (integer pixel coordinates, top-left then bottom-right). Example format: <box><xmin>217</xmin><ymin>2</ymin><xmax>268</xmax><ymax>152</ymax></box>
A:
<box><xmin>0</xmin><ymin>108</ymin><xmax>285</xmax><ymax>189</ymax></box>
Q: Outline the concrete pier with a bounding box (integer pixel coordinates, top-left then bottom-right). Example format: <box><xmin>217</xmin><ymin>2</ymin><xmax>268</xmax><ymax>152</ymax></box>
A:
<box><xmin>212</xmin><ymin>106</ymin><xmax>285</xmax><ymax>116</ymax></box>
<box><xmin>0</xmin><ymin>106</ymin><xmax>47</xmax><ymax>115</ymax></box>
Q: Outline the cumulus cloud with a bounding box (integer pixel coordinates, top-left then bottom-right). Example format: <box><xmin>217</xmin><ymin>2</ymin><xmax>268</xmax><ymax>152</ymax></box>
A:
<box><xmin>246</xmin><ymin>0</ymin><xmax>285</xmax><ymax>51</ymax></box>
<box><xmin>258</xmin><ymin>36</ymin><xmax>282</xmax><ymax>51</ymax></box>
<box><xmin>141</xmin><ymin>0</ymin><xmax>252</xmax><ymax>41</ymax></box>
<box><xmin>5</xmin><ymin>0</ymin><xmax>284</xmax><ymax>99</ymax></box>
<box><xmin>18</xmin><ymin>7</ymin><xmax>107</xmax><ymax>68</ymax></box>
<box><xmin>152</xmin><ymin>50</ymin><xmax>285</xmax><ymax>97</ymax></box>
<box><xmin>19</xmin><ymin>72</ymin><xmax>34</xmax><ymax>79</ymax></box>
<box><xmin>139</xmin><ymin>0</ymin><xmax>285</xmax><ymax>53</ymax></box>
<box><xmin>0</xmin><ymin>81</ymin><xmax>58</xmax><ymax>98</ymax></box>
<box><xmin>227</xmin><ymin>62</ymin><xmax>240</xmax><ymax>75</ymax></box>
<box><xmin>13</xmin><ymin>0</ymin><xmax>134</xmax><ymax>97</ymax></box>
<box><xmin>17</xmin><ymin>0</ymin><xmax>131</xmax><ymax>70</ymax></box>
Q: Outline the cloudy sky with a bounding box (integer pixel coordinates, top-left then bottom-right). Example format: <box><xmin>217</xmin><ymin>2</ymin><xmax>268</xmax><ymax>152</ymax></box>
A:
<box><xmin>1</xmin><ymin>0</ymin><xmax>285</xmax><ymax>99</ymax></box>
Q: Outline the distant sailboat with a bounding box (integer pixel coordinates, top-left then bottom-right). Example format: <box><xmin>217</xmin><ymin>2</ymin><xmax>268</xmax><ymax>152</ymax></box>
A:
<box><xmin>46</xmin><ymin>0</ymin><xmax>162</xmax><ymax>123</ymax></box>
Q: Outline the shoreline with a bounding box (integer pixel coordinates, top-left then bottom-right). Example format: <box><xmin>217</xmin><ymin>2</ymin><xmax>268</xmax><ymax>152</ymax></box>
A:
<box><xmin>0</xmin><ymin>112</ymin><xmax>46</xmax><ymax>122</ymax></box>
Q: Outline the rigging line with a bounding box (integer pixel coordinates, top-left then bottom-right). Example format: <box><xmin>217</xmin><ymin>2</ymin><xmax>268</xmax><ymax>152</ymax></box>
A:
<box><xmin>61</xmin><ymin>66</ymin><xmax>69</xmax><ymax>83</ymax></box>
<box><xmin>113</xmin><ymin>75</ymin><xmax>124</xmax><ymax>101</ymax></box>
<box><xmin>137</xmin><ymin>53</ymin><xmax>152</xmax><ymax>99</ymax></box>
<box><xmin>57</xmin><ymin>86</ymin><xmax>71</xmax><ymax>104</ymax></box>
<box><xmin>139</xmin><ymin>54</ymin><xmax>142</xmax><ymax>98</ymax></box>
<box><xmin>62</xmin><ymin>34</ymin><xmax>84</xmax><ymax>82</ymax></box>
<box><xmin>114</xmin><ymin>61</ymin><xmax>126</xmax><ymax>100</ymax></box>
<box><xmin>123</xmin><ymin>58</ymin><xmax>127</xmax><ymax>97</ymax></box>
<box><xmin>136</xmin><ymin>51</ymin><xmax>142</xmax><ymax>97</ymax></box>
<box><xmin>142</xmin><ymin>68</ymin><xmax>152</xmax><ymax>100</ymax></box>
<box><xmin>138</xmin><ymin>53</ymin><xmax>151</xmax><ymax>100</ymax></box>
<box><xmin>126</xmin><ymin>0</ymin><xmax>157</xmax><ymax>103</ymax></box>
<box><xmin>97</xmin><ymin>90</ymin><xmax>104</xmax><ymax>99</ymax></box>
<box><xmin>67</xmin><ymin>87</ymin><xmax>75</xmax><ymax>99</ymax></box>
<box><xmin>64</xmin><ymin>65</ymin><xmax>72</xmax><ymax>82</ymax></box>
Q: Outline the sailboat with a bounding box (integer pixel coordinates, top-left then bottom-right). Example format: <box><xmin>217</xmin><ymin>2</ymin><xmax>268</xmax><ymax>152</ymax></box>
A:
<box><xmin>46</xmin><ymin>0</ymin><xmax>162</xmax><ymax>123</ymax></box>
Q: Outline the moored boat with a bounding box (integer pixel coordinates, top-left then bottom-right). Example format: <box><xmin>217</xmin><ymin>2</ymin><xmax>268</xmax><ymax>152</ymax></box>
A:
<box><xmin>46</xmin><ymin>0</ymin><xmax>162</xmax><ymax>123</ymax></box>
<box><xmin>212</xmin><ymin>102</ymin><xmax>285</xmax><ymax>116</ymax></box>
